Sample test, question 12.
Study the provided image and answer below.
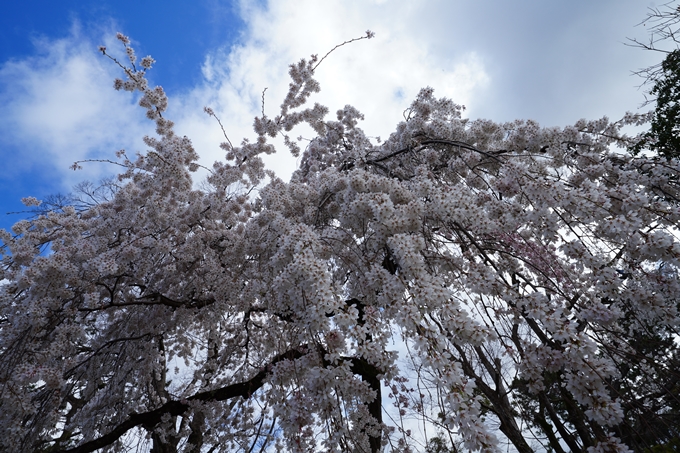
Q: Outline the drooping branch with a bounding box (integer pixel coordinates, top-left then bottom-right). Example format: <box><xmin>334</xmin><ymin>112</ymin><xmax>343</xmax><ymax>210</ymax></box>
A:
<box><xmin>59</xmin><ymin>349</ymin><xmax>305</xmax><ymax>453</ymax></box>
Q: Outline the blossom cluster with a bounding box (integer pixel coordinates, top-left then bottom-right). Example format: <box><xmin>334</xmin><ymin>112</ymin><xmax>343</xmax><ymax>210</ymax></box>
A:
<box><xmin>0</xmin><ymin>35</ymin><xmax>678</xmax><ymax>453</ymax></box>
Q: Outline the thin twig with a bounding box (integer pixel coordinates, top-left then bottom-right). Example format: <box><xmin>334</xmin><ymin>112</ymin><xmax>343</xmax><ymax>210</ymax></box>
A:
<box><xmin>204</xmin><ymin>108</ymin><xmax>234</xmax><ymax>151</ymax></box>
<box><xmin>312</xmin><ymin>30</ymin><xmax>375</xmax><ymax>71</ymax></box>
<box><xmin>71</xmin><ymin>159</ymin><xmax>133</xmax><ymax>170</ymax></box>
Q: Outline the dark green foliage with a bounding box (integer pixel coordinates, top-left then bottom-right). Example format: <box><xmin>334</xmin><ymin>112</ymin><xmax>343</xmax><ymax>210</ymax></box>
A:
<box><xmin>635</xmin><ymin>50</ymin><xmax>680</xmax><ymax>158</ymax></box>
<box><xmin>425</xmin><ymin>436</ymin><xmax>457</xmax><ymax>453</ymax></box>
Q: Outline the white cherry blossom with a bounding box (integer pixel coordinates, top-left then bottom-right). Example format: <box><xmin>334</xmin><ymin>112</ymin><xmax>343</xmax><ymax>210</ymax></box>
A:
<box><xmin>1</xmin><ymin>34</ymin><xmax>679</xmax><ymax>453</ymax></box>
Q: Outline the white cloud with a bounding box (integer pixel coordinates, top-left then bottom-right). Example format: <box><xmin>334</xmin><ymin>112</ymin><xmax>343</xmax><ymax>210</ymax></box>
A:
<box><xmin>0</xmin><ymin>25</ymin><xmax>152</xmax><ymax>189</ymax></box>
<box><xmin>0</xmin><ymin>0</ymin><xmax>659</xmax><ymax>191</ymax></box>
<box><xmin>168</xmin><ymin>0</ymin><xmax>489</xmax><ymax>182</ymax></box>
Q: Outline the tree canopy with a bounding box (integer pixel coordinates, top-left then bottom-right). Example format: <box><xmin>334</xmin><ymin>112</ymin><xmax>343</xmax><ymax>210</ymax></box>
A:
<box><xmin>1</xmin><ymin>32</ymin><xmax>679</xmax><ymax>453</ymax></box>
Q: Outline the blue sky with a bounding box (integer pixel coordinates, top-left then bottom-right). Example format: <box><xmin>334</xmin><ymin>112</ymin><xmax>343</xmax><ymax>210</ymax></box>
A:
<box><xmin>0</xmin><ymin>0</ymin><xmax>662</xmax><ymax>233</ymax></box>
<box><xmin>1</xmin><ymin>1</ymin><xmax>244</xmax><ymax>95</ymax></box>
<box><xmin>0</xmin><ymin>0</ymin><xmax>245</xmax><ymax>230</ymax></box>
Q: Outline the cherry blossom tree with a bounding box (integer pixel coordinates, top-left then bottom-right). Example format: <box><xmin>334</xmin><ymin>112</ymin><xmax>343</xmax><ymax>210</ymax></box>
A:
<box><xmin>1</xmin><ymin>32</ymin><xmax>679</xmax><ymax>453</ymax></box>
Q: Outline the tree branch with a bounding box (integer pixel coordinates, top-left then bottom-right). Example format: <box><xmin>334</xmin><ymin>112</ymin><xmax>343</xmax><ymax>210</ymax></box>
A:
<box><xmin>59</xmin><ymin>349</ymin><xmax>305</xmax><ymax>453</ymax></box>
